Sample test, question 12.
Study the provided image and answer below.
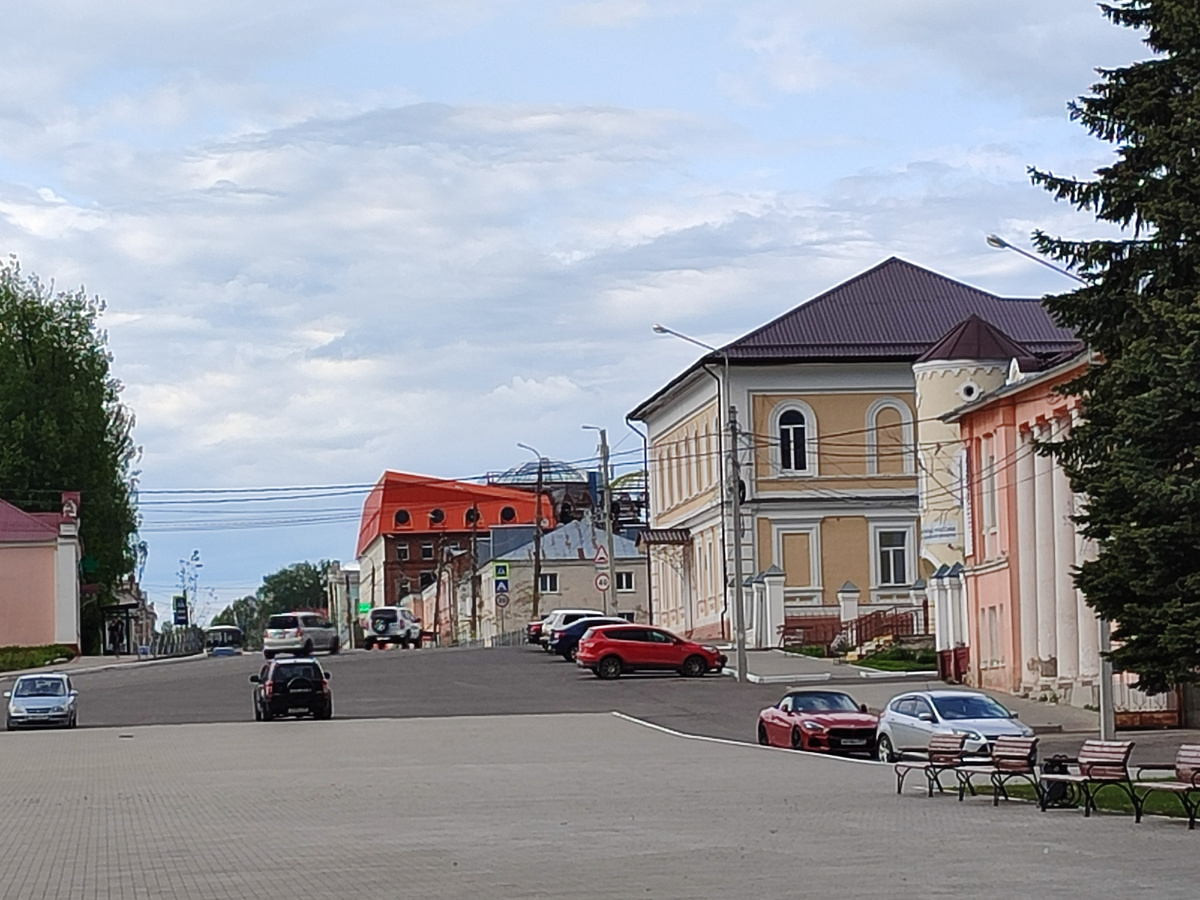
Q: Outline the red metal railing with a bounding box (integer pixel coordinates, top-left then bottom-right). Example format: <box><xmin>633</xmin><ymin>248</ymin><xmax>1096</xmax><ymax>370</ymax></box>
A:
<box><xmin>843</xmin><ymin>601</ymin><xmax>929</xmax><ymax>649</ymax></box>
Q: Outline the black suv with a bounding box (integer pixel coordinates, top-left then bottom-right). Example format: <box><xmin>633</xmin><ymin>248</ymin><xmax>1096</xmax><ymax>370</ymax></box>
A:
<box><xmin>250</xmin><ymin>658</ymin><xmax>332</xmax><ymax>720</ymax></box>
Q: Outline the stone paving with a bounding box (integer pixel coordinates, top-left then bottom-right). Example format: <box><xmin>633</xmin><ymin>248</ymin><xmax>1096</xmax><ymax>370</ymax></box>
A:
<box><xmin>0</xmin><ymin>713</ymin><xmax>1195</xmax><ymax>900</ymax></box>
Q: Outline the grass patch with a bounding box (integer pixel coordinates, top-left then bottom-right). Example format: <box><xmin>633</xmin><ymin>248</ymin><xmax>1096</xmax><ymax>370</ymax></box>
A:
<box><xmin>0</xmin><ymin>644</ymin><xmax>77</xmax><ymax>674</ymax></box>
<box><xmin>1001</xmin><ymin>780</ymin><xmax>1191</xmax><ymax>818</ymax></box>
<box><xmin>781</xmin><ymin>645</ymin><xmax>828</xmax><ymax>658</ymax></box>
<box><xmin>856</xmin><ymin>646</ymin><xmax>937</xmax><ymax>671</ymax></box>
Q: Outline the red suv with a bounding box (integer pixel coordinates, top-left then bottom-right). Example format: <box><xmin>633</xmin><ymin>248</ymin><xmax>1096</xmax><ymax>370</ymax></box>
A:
<box><xmin>575</xmin><ymin>624</ymin><xmax>727</xmax><ymax>680</ymax></box>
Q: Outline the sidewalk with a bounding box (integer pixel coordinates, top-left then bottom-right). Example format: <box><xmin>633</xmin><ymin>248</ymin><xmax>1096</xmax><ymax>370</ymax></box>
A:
<box><xmin>0</xmin><ymin>651</ymin><xmax>207</xmax><ymax>682</ymax></box>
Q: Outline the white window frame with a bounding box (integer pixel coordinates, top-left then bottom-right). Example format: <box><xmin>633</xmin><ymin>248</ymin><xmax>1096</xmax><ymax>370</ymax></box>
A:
<box><xmin>538</xmin><ymin>572</ymin><xmax>560</xmax><ymax>594</ymax></box>
<box><xmin>869</xmin><ymin>520</ymin><xmax>917</xmax><ymax>590</ymax></box>
<box><xmin>769</xmin><ymin>400</ymin><xmax>818</xmax><ymax>477</ymax></box>
<box><xmin>615</xmin><ymin>571</ymin><xmax>635</xmax><ymax>592</ymax></box>
<box><xmin>865</xmin><ymin>397</ymin><xmax>915</xmax><ymax>476</ymax></box>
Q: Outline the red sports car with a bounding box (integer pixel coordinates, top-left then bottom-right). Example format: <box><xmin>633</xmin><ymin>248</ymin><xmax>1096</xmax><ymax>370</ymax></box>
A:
<box><xmin>757</xmin><ymin>690</ymin><xmax>878</xmax><ymax>755</ymax></box>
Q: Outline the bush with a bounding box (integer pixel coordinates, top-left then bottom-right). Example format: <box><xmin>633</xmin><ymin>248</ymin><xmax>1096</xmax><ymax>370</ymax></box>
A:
<box><xmin>857</xmin><ymin>645</ymin><xmax>937</xmax><ymax>671</ymax></box>
<box><xmin>0</xmin><ymin>644</ymin><xmax>77</xmax><ymax>673</ymax></box>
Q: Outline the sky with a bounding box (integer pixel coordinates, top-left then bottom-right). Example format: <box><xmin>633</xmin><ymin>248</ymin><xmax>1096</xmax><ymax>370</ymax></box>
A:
<box><xmin>0</xmin><ymin>1</ymin><xmax>1149</xmax><ymax>622</ymax></box>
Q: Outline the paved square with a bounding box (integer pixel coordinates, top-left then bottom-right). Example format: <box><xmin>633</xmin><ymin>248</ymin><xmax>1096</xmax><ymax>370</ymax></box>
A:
<box><xmin>0</xmin><ymin>713</ymin><xmax>1194</xmax><ymax>899</ymax></box>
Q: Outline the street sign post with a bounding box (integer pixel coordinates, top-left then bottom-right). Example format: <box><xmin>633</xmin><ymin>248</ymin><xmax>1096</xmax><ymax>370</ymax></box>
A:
<box><xmin>172</xmin><ymin>596</ymin><xmax>189</xmax><ymax>627</ymax></box>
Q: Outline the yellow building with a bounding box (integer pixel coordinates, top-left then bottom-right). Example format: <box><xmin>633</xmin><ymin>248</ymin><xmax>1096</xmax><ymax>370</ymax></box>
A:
<box><xmin>629</xmin><ymin>258</ymin><xmax>1078</xmax><ymax>648</ymax></box>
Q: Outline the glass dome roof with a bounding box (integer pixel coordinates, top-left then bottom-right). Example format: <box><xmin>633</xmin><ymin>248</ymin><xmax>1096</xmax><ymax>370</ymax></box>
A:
<box><xmin>493</xmin><ymin>459</ymin><xmax>587</xmax><ymax>485</ymax></box>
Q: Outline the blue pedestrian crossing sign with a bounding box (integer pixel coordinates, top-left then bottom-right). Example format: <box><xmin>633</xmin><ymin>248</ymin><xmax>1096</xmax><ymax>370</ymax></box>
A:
<box><xmin>495</xmin><ymin>578</ymin><xmax>510</xmax><ymax>594</ymax></box>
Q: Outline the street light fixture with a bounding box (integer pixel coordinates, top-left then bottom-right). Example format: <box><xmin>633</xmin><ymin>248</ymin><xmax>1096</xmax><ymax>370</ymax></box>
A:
<box><xmin>986</xmin><ymin>234</ymin><xmax>1086</xmax><ymax>284</ymax></box>
<box><xmin>652</xmin><ymin>324</ymin><xmax>748</xmax><ymax>684</ymax></box>
<box><xmin>517</xmin><ymin>442</ymin><xmax>547</xmax><ymax>622</ymax></box>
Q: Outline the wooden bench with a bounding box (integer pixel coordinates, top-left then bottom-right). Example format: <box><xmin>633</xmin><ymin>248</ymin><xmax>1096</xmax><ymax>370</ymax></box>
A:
<box><xmin>1039</xmin><ymin>739</ymin><xmax>1136</xmax><ymax>817</ymax></box>
<box><xmin>894</xmin><ymin>733</ymin><xmax>968</xmax><ymax>797</ymax></box>
<box><xmin>1132</xmin><ymin>743</ymin><xmax>1200</xmax><ymax>829</ymax></box>
<box><xmin>955</xmin><ymin>736</ymin><xmax>1040</xmax><ymax>806</ymax></box>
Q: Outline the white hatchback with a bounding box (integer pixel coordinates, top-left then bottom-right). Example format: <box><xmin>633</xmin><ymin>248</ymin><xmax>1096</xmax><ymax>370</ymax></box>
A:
<box><xmin>875</xmin><ymin>689</ymin><xmax>1033</xmax><ymax>761</ymax></box>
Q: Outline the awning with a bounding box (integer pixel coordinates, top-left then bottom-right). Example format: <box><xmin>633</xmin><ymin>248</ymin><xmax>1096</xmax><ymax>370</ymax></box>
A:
<box><xmin>637</xmin><ymin>528</ymin><xmax>692</xmax><ymax>548</ymax></box>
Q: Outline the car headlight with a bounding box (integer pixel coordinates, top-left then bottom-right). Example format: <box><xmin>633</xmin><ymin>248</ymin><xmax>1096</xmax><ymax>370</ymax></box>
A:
<box><xmin>801</xmin><ymin>720</ymin><xmax>826</xmax><ymax>731</ymax></box>
<box><xmin>701</xmin><ymin>646</ymin><xmax>719</xmax><ymax>654</ymax></box>
<box><xmin>952</xmin><ymin>728</ymin><xmax>985</xmax><ymax>743</ymax></box>
<box><xmin>51</xmin><ymin>706</ymin><xmax>65</xmax><ymax>713</ymax></box>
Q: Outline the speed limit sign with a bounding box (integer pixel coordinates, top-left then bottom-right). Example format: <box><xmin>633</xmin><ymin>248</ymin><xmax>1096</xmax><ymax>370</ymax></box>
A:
<box><xmin>495</xmin><ymin>592</ymin><xmax>510</xmax><ymax>608</ymax></box>
<box><xmin>594</xmin><ymin>572</ymin><xmax>611</xmax><ymax>592</ymax></box>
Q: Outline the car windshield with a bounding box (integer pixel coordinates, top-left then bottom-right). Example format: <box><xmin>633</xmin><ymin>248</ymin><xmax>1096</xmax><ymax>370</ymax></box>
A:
<box><xmin>788</xmin><ymin>692</ymin><xmax>859</xmax><ymax>713</ymax></box>
<box><xmin>932</xmin><ymin>695</ymin><xmax>1012</xmax><ymax>720</ymax></box>
<box><xmin>267</xmin><ymin>615</ymin><xmax>299</xmax><ymax>629</ymax></box>
<box><xmin>15</xmin><ymin>678</ymin><xmax>66</xmax><ymax>697</ymax></box>
<box><xmin>273</xmin><ymin>663</ymin><xmax>321</xmax><ymax>683</ymax></box>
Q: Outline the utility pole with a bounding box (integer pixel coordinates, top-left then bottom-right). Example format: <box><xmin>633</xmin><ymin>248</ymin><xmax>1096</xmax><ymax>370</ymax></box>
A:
<box><xmin>586</xmin><ymin>426</ymin><xmax>618</xmax><ymax>616</ymax></box>
<box><xmin>469</xmin><ymin>505</ymin><xmax>480</xmax><ymax>642</ymax></box>
<box><xmin>1098</xmin><ymin>616</ymin><xmax>1116</xmax><ymax>740</ymax></box>
<box><xmin>729</xmin><ymin>407</ymin><xmax>748</xmax><ymax>684</ymax></box>
<box><xmin>531</xmin><ymin>455</ymin><xmax>545</xmax><ymax>621</ymax></box>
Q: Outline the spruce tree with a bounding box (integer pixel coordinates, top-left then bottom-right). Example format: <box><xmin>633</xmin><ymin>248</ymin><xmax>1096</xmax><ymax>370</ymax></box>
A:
<box><xmin>1031</xmin><ymin>1</ymin><xmax>1200</xmax><ymax>692</ymax></box>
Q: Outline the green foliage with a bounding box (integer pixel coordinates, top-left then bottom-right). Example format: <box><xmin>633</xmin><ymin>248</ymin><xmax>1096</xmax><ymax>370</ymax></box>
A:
<box><xmin>212</xmin><ymin>562</ymin><xmax>331</xmax><ymax>645</ymax></box>
<box><xmin>0</xmin><ymin>259</ymin><xmax>139</xmax><ymax>652</ymax></box>
<box><xmin>1029</xmin><ymin>1</ymin><xmax>1200</xmax><ymax>693</ymax></box>
<box><xmin>0</xmin><ymin>644</ymin><xmax>78</xmax><ymax>673</ymax></box>
<box><xmin>856</xmin><ymin>645</ymin><xmax>938</xmax><ymax>672</ymax></box>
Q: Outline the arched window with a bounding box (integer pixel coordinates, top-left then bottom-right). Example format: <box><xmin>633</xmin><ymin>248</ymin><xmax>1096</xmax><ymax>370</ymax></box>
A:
<box><xmin>780</xmin><ymin>410</ymin><xmax>807</xmax><ymax>471</ymax></box>
<box><xmin>866</xmin><ymin>398</ymin><xmax>915</xmax><ymax>475</ymax></box>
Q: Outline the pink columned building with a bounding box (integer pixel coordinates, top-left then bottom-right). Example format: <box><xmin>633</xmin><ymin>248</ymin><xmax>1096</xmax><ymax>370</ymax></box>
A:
<box><xmin>947</xmin><ymin>351</ymin><xmax>1100</xmax><ymax>703</ymax></box>
<box><xmin>0</xmin><ymin>493</ymin><xmax>82</xmax><ymax>651</ymax></box>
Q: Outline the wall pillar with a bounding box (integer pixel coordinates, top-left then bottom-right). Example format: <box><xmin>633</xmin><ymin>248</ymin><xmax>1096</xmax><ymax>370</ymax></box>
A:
<box><xmin>1015</xmin><ymin>429</ymin><xmax>1039</xmax><ymax>689</ymax></box>
<box><xmin>1033</xmin><ymin>423</ymin><xmax>1057</xmax><ymax>679</ymax></box>
<box><xmin>1052</xmin><ymin>419</ymin><xmax>1079</xmax><ymax>681</ymax></box>
<box><xmin>763</xmin><ymin>566</ymin><xmax>785</xmax><ymax>651</ymax></box>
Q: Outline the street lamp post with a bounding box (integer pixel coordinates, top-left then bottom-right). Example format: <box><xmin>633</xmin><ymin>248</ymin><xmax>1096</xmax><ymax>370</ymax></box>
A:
<box><xmin>583</xmin><ymin>425</ymin><xmax>618</xmax><ymax>616</ymax></box>
<box><xmin>652</xmin><ymin>324</ymin><xmax>748</xmax><ymax>684</ymax></box>
<box><xmin>517</xmin><ymin>443</ymin><xmax>547</xmax><ymax>623</ymax></box>
<box><xmin>986</xmin><ymin>234</ymin><xmax>1087</xmax><ymax>284</ymax></box>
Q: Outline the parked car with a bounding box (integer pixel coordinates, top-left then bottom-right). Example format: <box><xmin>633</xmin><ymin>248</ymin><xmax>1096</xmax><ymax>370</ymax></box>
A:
<box><xmin>526</xmin><ymin>620</ymin><xmax>544</xmax><ymax>644</ymax></box>
<box><xmin>262</xmin><ymin>612</ymin><xmax>339</xmax><ymax>658</ymax></box>
<box><xmin>4</xmin><ymin>673</ymin><xmax>78</xmax><ymax>730</ymax></box>
<box><xmin>363</xmin><ymin>606</ymin><xmax>422</xmax><ymax>650</ymax></box>
<box><xmin>250</xmin><ymin>657</ymin><xmax>333</xmax><ymax>720</ymax></box>
<box><xmin>756</xmin><ymin>690</ymin><xmax>877</xmax><ymax>755</ymax></box>
<box><xmin>875</xmin><ymin>689</ymin><xmax>1033</xmax><ymax>762</ymax></box>
<box><xmin>537</xmin><ymin>609</ymin><xmax>604</xmax><ymax>651</ymax></box>
<box><xmin>576</xmin><ymin>623</ymin><xmax>727</xmax><ymax>679</ymax></box>
<box><xmin>548</xmin><ymin>616</ymin><xmax>628</xmax><ymax>660</ymax></box>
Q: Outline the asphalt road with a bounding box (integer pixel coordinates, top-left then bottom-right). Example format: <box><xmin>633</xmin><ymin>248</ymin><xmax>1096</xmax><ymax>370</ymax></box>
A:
<box><xmin>66</xmin><ymin>645</ymin><xmax>792</xmax><ymax>740</ymax></box>
<box><xmin>54</xmin><ymin>645</ymin><xmax>1198</xmax><ymax>762</ymax></box>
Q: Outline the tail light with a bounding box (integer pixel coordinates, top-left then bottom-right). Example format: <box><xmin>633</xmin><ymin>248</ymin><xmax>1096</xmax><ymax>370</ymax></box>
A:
<box><xmin>265</xmin><ymin>681</ymin><xmax>274</xmax><ymax>698</ymax></box>
<box><xmin>293</xmin><ymin>628</ymin><xmax>303</xmax><ymax>638</ymax></box>
<box><xmin>553</xmin><ymin>630</ymin><xmax>564</xmax><ymax>639</ymax></box>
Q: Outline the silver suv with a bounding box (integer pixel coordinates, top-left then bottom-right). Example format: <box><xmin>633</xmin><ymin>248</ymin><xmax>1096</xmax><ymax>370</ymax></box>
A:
<box><xmin>263</xmin><ymin>612</ymin><xmax>340</xmax><ymax>658</ymax></box>
<box><xmin>364</xmin><ymin>606</ymin><xmax>423</xmax><ymax>649</ymax></box>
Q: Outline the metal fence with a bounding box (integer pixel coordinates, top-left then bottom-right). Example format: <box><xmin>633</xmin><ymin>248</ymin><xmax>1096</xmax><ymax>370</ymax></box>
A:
<box><xmin>146</xmin><ymin>630</ymin><xmax>203</xmax><ymax>659</ymax></box>
<box><xmin>453</xmin><ymin>629</ymin><xmax>526</xmax><ymax>649</ymax></box>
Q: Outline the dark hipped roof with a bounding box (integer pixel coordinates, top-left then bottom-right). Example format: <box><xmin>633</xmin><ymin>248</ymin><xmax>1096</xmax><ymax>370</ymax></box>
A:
<box><xmin>630</xmin><ymin>257</ymin><xmax>1080</xmax><ymax>420</ymax></box>
<box><xmin>916</xmin><ymin>314</ymin><xmax>1041</xmax><ymax>370</ymax></box>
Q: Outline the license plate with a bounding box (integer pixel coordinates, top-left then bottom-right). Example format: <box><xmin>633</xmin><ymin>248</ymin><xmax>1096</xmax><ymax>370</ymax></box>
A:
<box><xmin>840</xmin><ymin>739</ymin><xmax>867</xmax><ymax>746</ymax></box>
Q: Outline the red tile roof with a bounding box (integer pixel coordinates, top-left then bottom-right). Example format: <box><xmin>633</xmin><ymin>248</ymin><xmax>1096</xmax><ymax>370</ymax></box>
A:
<box><xmin>0</xmin><ymin>499</ymin><xmax>61</xmax><ymax>543</ymax></box>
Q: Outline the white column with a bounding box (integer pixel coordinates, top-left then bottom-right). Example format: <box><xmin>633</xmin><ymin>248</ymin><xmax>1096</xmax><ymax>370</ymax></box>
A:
<box><xmin>1015</xmin><ymin>430</ymin><xmax>1038</xmax><ymax>688</ymax></box>
<box><xmin>1033</xmin><ymin>424</ymin><xmax>1057</xmax><ymax>677</ymax></box>
<box><xmin>1051</xmin><ymin>418</ymin><xmax>1079</xmax><ymax>680</ymax></box>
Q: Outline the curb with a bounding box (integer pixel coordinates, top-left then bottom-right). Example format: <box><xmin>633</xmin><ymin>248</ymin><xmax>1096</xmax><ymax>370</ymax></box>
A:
<box><xmin>0</xmin><ymin>652</ymin><xmax>208</xmax><ymax>682</ymax></box>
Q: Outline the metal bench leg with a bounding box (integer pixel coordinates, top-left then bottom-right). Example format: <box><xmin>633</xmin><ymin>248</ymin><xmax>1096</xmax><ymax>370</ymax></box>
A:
<box><xmin>1038</xmin><ymin>780</ymin><xmax>1048</xmax><ymax>812</ymax></box>
<box><xmin>895</xmin><ymin>767</ymin><xmax>907</xmax><ymax>795</ymax></box>
<box><xmin>1133</xmin><ymin>788</ymin><xmax>1145</xmax><ymax>824</ymax></box>
<box><xmin>1081</xmin><ymin>783</ymin><xmax>1094</xmax><ymax>817</ymax></box>
<box><xmin>1185</xmin><ymin>793</ymin><xmax>1197</xmax><ymax>830</ymax></box>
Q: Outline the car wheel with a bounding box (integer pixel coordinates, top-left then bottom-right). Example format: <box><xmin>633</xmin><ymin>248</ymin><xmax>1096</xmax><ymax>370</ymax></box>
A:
<box><xmin>680</xmin><ymin>655</ymin><xmax>707</xmax><ymax>678</ymax></box>
<box><xmin>596</xmin><ymin>656</ymin><xmax>623</xmax><ymax>680</ymax></box>
<box><xmin>329</xmin><ymin>638</ymin><xmax>339</xmax><ymax>655</ymax></box>
<box><xmin>263</xmin><ymin>650</ymin><xmax>275</xmax><ymax>660</ymax></box>
<box><xmin>262</xmin><ymin>704</ymin><xmax>274</xmax><ymax>722</ymax></box>
<box><xmin>569</xmin><ymin>646</ymin><xmax>579</xmax><ymax>661</ymax></box>
<box><xmin>877</xmin><ymin>734</ymin><xmax>897</xmax><ymax>763</ymax></box>
<box><xmin>364</xmin><ymin>638</ymin><xmax>375</xmax><ymax>650</ymax></box>
<box><xmin>317</xmin><ymin>703</ymin><xmax>333</xmax><ymax>720</ymax></box>
<box><xmin>758</xmin><ymin>722</ymin><xmax>770</xmax><ymax>746</ymax></box>
<box><xmin>411</xmin><ymin>633</ymin><xmax>422</xmax><ymax>649</ymax></box>
<box><xmin>399</xmin><ymin>636</ymin><xmax>409</xmax><ymax>649</ymax></box>
<box><xmin>302</xmin><ymin>641</ymin><xmax>314</xmax><ymax>656</ymax></box>
<box><xmin>5</xmin><ymin>718</ymin><xmax>13</xmax><ymax>732</ymax></box>
<box><xmin>69</xmin><ymin>713</ymin><xmax>77</xmax><ymax>729</ymax></box>
<box><xmin>254</xmin><ymin>700</ymin><xmax>262</xmax><ymax>722</ymax></box>
<box><xmin>791</xmin><ymin>726</ymin><xmax>804</xmax><ymax>751</ymax></box>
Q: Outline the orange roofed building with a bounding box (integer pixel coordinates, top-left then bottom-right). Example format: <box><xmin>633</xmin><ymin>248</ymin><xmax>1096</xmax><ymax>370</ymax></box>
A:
<box><xmin>356</xmin><ymin>471</ymin><xmax>552</xmax><ymax>613</ymax></box>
